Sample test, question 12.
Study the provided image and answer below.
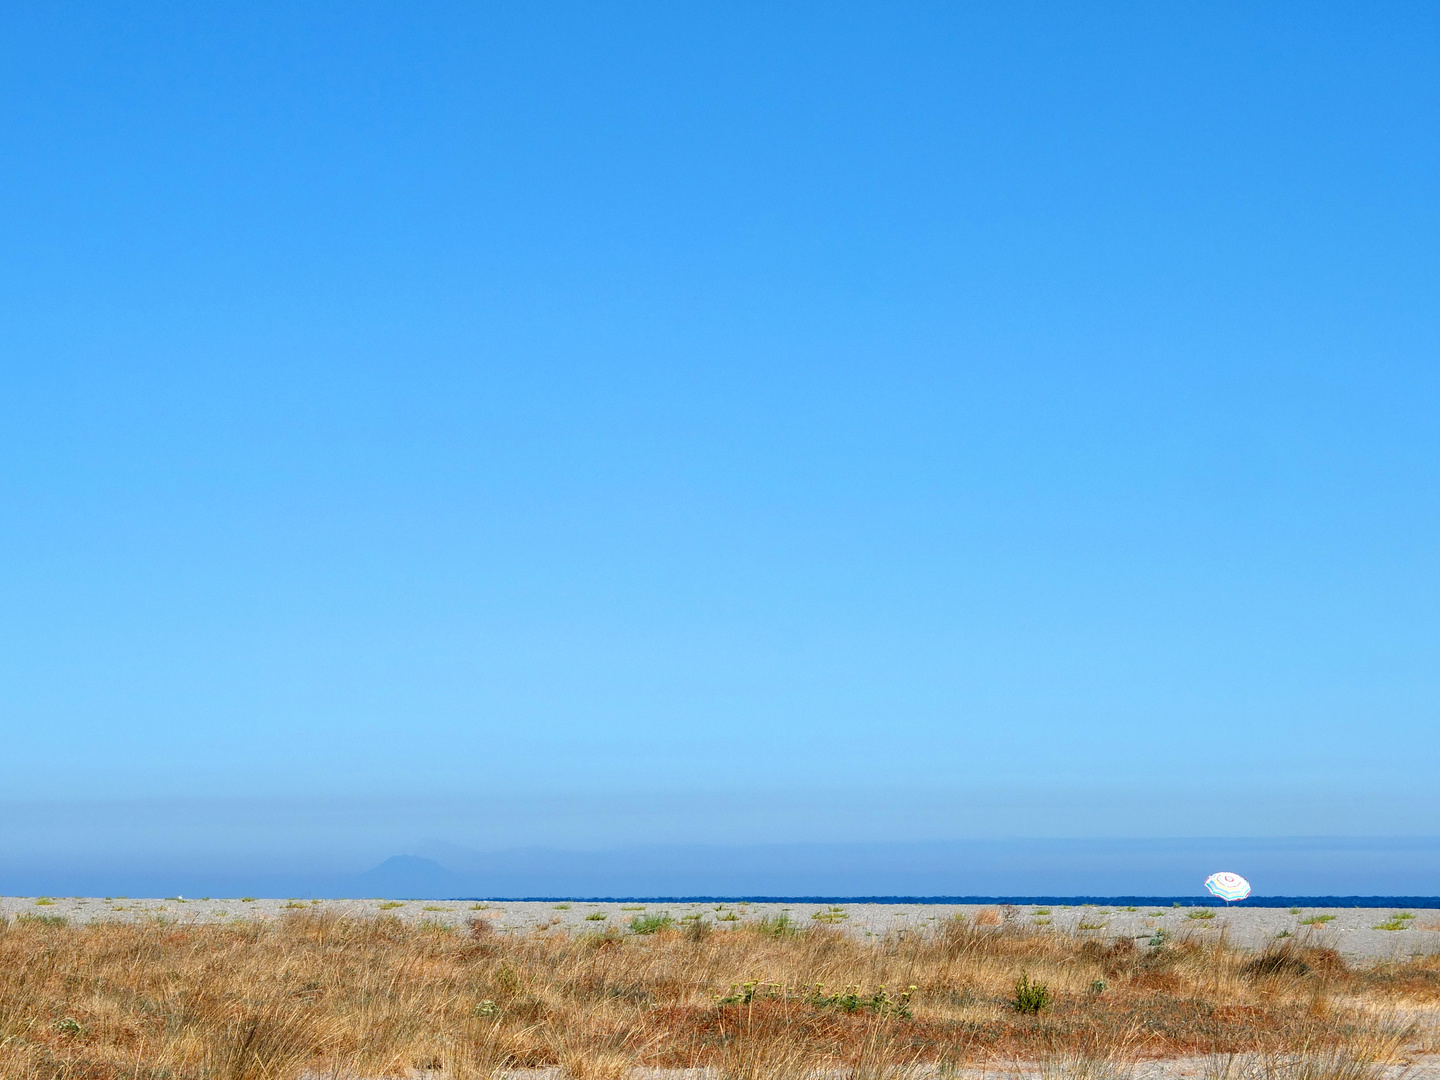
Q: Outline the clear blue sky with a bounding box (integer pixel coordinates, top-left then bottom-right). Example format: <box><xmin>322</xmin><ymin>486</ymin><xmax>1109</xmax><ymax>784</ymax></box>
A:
<box><xmin>2</xmin><ymin>3</ymin><xmax>1437</xmax><ymax>861</ymax></box>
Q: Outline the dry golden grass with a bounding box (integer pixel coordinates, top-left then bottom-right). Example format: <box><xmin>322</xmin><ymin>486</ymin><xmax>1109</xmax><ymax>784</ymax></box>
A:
<box><xmin>0</xmin><ymin>911</ymin><xmax>1436</xmax><ymax>1079</ymax></box>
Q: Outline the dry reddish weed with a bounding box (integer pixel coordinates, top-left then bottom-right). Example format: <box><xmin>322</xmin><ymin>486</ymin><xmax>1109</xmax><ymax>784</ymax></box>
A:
<box><xmin>0</xmin><ymin>911</ymin><xmax>1435</xmax><ymax>1079</ymax></box>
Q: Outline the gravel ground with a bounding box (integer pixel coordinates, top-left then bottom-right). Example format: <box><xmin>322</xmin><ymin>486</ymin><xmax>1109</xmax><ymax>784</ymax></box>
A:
<box><xmin>5</xmin><ymin>897</ymin><xmax>1439</xmax><ymax>960</ymax></box>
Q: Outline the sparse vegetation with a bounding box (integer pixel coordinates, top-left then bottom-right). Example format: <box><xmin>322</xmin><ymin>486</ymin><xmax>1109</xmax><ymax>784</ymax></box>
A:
<box><xmin>378</xmin><ymin>901</ymin><xmax>405</xmax><ymax>910</ymax></box>
<box><xmin>1300</xmin><ymin>914</ymin><xmax>1336</xmax><ymax>925</ymax></box>
<box><xmin>754</xmin><ymin>912</ymin><xmax>800</xmax><ymax>938</ymax></box>
<box><xmin>628</xmin><ymin>913</ymin><xmax>674</xmax><ymax>934</ymax></box>
<box><xmin>1373</xmin><ymin>912</ymin><xmax>1415</xmax><ymax>931</ymax></box>
<box><xmin>16</xmin><ymin>913</ymin><xmax>68</xmax><ymax>928</ymax></box>
<box><xmin>0</xmin><ymin>909</ymin><xmax>1432</xmax><ymax>1079</ymax></box>
<box><xmin>585</xmin><ymin>911</ymin><xmax>608</xmax><ymax>920</ymax></box>
<box><xmin>1188</xmin><ymin>909</ymin><xmax>1217</xmax><ymax>920</ymax></box>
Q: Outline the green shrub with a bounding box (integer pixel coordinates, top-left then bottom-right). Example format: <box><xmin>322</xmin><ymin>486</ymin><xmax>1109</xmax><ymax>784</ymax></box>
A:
<box><xmin>1012</xmin><ymin>973</ymin><xmax>1052</xmax><ymax>1014</ymax></box>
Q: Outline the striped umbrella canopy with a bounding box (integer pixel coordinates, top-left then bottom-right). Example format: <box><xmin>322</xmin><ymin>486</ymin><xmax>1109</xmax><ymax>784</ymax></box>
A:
<box><xmin>1204</xmin><ymin>871</ymin><xmax>1251</xmax><ymax>902</ymax></box>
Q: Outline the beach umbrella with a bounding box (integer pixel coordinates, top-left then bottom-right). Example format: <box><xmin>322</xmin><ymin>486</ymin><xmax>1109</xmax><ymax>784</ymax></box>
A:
<box><xmin>1204</xmin><ymin>871</ymin><xmax>1251</xmax><ymax>903</ymax></box>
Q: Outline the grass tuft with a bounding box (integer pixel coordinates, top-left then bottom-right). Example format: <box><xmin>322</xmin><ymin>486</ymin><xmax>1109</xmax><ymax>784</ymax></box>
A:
<box><xmin>1012</xmin><ymin>972</ymin><xmax>1053</xmax><ymax>1014</ymax></box>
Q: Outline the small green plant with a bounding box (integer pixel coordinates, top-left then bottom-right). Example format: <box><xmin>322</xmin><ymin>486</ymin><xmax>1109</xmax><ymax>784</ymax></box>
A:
<box><xmin>378</xmin><ymin>901</ymin><xmax>405</xmax><ymax>910</ymax></box>
<box><xmin>1299</xmin><ymin>914</ymin><xmax>1335</xmax><ymax>925</ymax></box>
<box><xmin>283</xmin><ymin>901</ymin><xmax>307</xmax><ymax>909</ymax></box>
<box><xmin>755</xmin><ymin>912</ymin><xmax>799</xmax><ymax>938</ymax></box>
<box><xmin>719</xmin><ymin>980</ymin><xmax>765</xmax><ymax>1005</ymax></box>
<box><xmin>717</xmin><ymin>911</ymin><xmax>740</xmax><ymax>921</ymax></box>
<box><xmin>719</xmin><ymin>981</ymin><xmax>915</xmax><ymax>1019</ymax></box>
<box><xmin>553</xmin><ymin>903</ymin><xmax>571</xmax><ymax>910</ymax></box>
<box><xmin>422</xmin><ymin>905</ymin><xmax>448</xmax><ymax>911</ymax></box>
<box><xmin>1147</xmin><ymin>928</ymin><xmax>1170</xmax><ymax>951</ymax></box>
<box><xmin>1188</xmin><ymin>909</ymin><xmax>1216</xmax><ymax>920</ymax></box>
<box><xmin>1033</xmin><ymin>908</ymin><xmax>1051</xmax><ymax>915</ymax></box>
<box><xmin>1374</xmin><ymin>913</ymin><xmax>1415</xmax><ymax>931</ymax></box>
<box><xmin>240</xmin><ymin>897</ymin><xmax>258</xmax><ymax>903</ymax></box>
<box><xmin>473</xmin><ymin>999</ymin><xmax>498</xmax><ymax>1017</ymax></box>
<box><xmin>1148</xmin><ymin>911</ymin><xmax>1166</xmax><ymax>917</ymax></box>
<box><xmin>811</xmin><ymin>906</ymin><xmax>848</xmax><ymax>923</ymax></box>
<box><xmin>1123</xmin><ymin>906</ymin><xmax>1138</xmax><ymax>912</ymax></box>
<box><xmin>807</xmin><ymin>983</ymin><xmax>916</xmax><ymax>1019</ymax></box>
<box><xmin>585</xmin><ymin>911</ymin><xmax>608</xmax><ymax>920</ymax></box>
<box><xmin>1033</xmin><ymin>917</ymin><xmax>1052</xmax><ymax>925</ymax></box>
<box><xmin>620</xmin><ymin>905</ymin><xmax>645</xmax><ymax>911</ymax></box>
<box><xmin>33</xmin><ymin>898</ymin><xmax>55</xmax><ymax>906</ymax></box>
<box><xmin>1289</xmin><ymin>907</ymin><xmax>1301</xmax><ymax>914</ymax></box>
<box><xmin>629</xmin><ymin>913</ymin><xmax>674</xmax><ymax>934</ymax></box>
<box><xmin>470</xmin><ymin>903</ymin><xmax>488</xmax><ymax>910</ymax></box>
<box><xmin>582</xmin><ymin>926</ymin><xmax>627</xmax><ymax>948</ymax></box>
<box><xmin>1275</xmin><ymin>929</ymin><xmax>1292</xmax><ymax>938</ymax></box>
<box><xmin>1088</xmin><ymin>979</ymin><xmax>1107</xmax><ymax>996</ymax></box>
<box><xmin>53</xmin><ymin>1017</ymin><xmax>83</xmax><ymax>1037</ymax></box>
<box><xmin>1012</xmin><ymin>973</ymin><xmax>1052</xmax><ymax>1015</ymax></box>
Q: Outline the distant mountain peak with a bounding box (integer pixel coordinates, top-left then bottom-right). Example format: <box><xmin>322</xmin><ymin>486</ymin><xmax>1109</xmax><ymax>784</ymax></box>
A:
<box><xmin>355</xmin><ymin>854</ymin><xmax>468</xmax><ymax>899</ymax></box>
